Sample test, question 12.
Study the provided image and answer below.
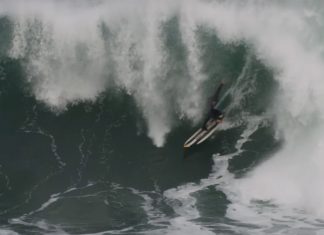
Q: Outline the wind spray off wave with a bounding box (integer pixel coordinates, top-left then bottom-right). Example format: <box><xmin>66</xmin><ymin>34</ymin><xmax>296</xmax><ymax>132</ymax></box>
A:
<box><xmin>3</xmin><ymin>0</ymin><xmax>195</xmax><ymax>147</ymax></box>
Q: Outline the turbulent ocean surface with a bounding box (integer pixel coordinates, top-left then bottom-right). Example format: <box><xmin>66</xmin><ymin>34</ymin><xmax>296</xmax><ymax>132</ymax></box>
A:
<box><xmin>1</xmin><ymin>0</ymin><xmax>324</xmax><ymax>234</ymax></box>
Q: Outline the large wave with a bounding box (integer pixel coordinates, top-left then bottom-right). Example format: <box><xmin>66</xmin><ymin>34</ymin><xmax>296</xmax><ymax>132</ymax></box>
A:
<box><xmin>2</xmin><ymin>0</ymin><xmax>324</xmax><ymax>225</ymax></box>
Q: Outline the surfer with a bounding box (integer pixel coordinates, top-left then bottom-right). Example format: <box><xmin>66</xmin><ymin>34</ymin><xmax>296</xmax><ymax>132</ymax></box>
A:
<box><xmin>183</xmin><ymin>81</ymin><xmax>226</xmax><ymax>148</ymax></box>
<box><xmin>202</xmin><ymin>81</ymin><xmax>224</xmax><ymax>130</ymax></box>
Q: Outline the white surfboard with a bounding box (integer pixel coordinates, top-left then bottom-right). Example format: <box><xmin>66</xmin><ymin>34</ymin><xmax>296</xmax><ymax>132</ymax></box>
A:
<box><xmin>183</xmin><ymin>118</ymin><xmax>223</xmax><ymax>148</ymax></box>
<box><xmin>183</xmin><ymin>129</ymin><xmax>207</xmax><ymax>148</ymax></box>
<box><xmin>196</xmin><ymin>121</ymin><xmax>221</xmax><ymax>144</ymax></box>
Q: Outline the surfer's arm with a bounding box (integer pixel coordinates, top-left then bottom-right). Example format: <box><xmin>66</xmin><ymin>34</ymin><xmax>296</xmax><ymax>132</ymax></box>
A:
<box><xmin>212</xmin><ymin>81</ymin><xmax>224</xmax><ymax>104</ymax></box>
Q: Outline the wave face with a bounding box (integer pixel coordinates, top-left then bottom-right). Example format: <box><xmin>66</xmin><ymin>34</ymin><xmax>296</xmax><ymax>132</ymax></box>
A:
<box><xmin>1</xmin><ymin>0</ymin><xmax>324</xmax><ymax>234</ymax></box>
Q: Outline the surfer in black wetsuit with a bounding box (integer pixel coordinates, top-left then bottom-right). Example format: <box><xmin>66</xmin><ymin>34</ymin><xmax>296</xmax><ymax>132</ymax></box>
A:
<box><xmin>202</xmin><ymin>81</ymin><xmax>224</xmax><ymax>130</ymax></box>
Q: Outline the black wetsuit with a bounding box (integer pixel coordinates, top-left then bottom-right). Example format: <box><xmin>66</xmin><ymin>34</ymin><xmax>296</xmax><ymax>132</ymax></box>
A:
<box><xmin>202</xmin><ymin>83</ymin><xmax>224</xmax><ymax>130</ymax></box>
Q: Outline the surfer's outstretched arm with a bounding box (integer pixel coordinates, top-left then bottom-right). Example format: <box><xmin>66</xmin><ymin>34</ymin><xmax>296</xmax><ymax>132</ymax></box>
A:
<box><xmin>212</xmin><ymin>81</ymin><xmax>224</xmax><ymax>104</ymax></box>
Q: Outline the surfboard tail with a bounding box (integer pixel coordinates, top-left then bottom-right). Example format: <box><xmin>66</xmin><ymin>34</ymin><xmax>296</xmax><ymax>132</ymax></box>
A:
<box><xmin>183</xmin><ymin>119</ymin><xmax>223</xmax><ymax>148</ymax></box>
<box><xmin>183</xmin><ymin>128</ymin><xmax>205</xmax><ymax>148</ymax></box>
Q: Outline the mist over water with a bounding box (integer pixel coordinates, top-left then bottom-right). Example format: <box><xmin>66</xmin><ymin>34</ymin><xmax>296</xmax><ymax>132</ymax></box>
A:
<box><xmin>5</xmin><ymin>0</ymin><xmax>185</xmax><ymax>146</ymax></box>
<box><xmin>1</xmin><ymin>0</ymin><xmax>324</xmax><ymax>234</ymax></box>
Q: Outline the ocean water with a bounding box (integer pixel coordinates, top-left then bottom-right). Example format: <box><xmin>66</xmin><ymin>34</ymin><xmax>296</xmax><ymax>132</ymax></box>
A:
<box><xmin>1</xmin><ymin>0</ymin><xmax>324</xmax><ymax>234</ymax></box>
